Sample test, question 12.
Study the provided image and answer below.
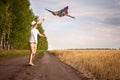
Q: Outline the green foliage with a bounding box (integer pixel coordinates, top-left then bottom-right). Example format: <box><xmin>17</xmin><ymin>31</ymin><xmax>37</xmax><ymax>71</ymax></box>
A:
<box><xmin>37</xmin><ymin>24</ymin><xmax>48</xmax><ymax>50</ymax></box>
<box><xmin>37</xmin><ymin>50</ymin><xmax>45</xmax><ymax>58</ymax></box>
<box><xmin>10</xmin><ymin>0</ymin><xmax>34</xmax><ymax>49</ymax></box>
<box><xmin>0</xmin><ymin>0</ymin><xmax>12</xmax><ymax>39</ymax></box>
<box><xmin>0</xmin><ymin>0</ymin><xmax>48</xmax><ymax>50</ymax></box>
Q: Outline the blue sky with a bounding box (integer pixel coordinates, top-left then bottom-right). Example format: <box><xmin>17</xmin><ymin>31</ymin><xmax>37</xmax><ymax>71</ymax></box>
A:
<box><xmin>30</xmin><ymin>0</ymin><xmax>120</xmax><ymax>49</ymax></box>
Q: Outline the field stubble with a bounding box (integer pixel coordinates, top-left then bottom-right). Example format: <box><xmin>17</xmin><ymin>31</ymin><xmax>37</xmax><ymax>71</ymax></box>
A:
<box><xmin>49</xmin><ymin>50</ymin><xmax>120</xmax><ymax>80</ymax></box>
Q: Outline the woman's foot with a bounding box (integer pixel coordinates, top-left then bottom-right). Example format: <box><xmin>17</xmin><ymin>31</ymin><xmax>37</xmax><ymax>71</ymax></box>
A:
<box><xmin>28</xmin><ymin>63</ymin><xmax>34</xmax><ymax>66</ymax></box>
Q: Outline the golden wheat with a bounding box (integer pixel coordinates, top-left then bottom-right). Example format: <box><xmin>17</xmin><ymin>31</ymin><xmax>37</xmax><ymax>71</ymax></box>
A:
<box><xmin>49</xmin><ymin>50</ymin><xmax>120</xmax><ymax>80</ymax></box>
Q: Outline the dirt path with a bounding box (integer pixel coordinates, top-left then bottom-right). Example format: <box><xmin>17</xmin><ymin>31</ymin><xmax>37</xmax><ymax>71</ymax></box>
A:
<box><xmin>0</xmin><ymin>52</ymin><xmax>89</xmax><ymax>80</ymax></box>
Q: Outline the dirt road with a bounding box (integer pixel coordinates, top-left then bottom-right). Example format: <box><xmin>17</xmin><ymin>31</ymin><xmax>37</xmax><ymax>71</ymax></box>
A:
<box><xmin>0</xmin><ymin>52</ymin><xmax>89</xmax><ymax>80</ymax></box>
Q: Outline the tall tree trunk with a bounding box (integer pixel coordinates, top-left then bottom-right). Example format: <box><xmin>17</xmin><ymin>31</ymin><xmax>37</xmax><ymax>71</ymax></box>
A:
<box><xmin>5</xmin><ymin>34</ymin><xmax>10</xmax><ymax>50</ymax></box>
<box><xmin>0</xmin><ymin>33</ymin><xmax>4</xmax><ymax>50</ymax></box>
<box><xmin>7</xmin><ymin>35</ymin><xmax>10</xmax><ymax>50</ymax></box>
<box><xmin>0</xmin><ymin>31</ymin><xmax>10</xmax><ymax>50</ymax></box>
<box><xmin>0</xmin><ymin>31</ymin><xmax>5</xmax><ymax>50</ymax></box>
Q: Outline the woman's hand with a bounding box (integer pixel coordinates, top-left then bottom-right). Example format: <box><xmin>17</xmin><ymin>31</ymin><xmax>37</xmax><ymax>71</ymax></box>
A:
<box><xmin>37</xmin><ymin>18</ymin><xmax>45</xmax><ymax>24</ymax></box>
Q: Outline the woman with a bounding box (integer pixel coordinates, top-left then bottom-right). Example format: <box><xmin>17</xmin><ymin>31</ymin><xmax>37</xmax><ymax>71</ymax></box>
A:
<box><xmin>28</xmin><ymin>17</ymin><xmax>47</xmax><ymax>66</ymax></box>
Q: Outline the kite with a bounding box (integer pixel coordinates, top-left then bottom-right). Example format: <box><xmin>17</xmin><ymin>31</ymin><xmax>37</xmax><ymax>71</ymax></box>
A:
<box><xmin>46</xmin><ymin>6</ymin><xmax>75</xmax><ymax>19</ymax></box>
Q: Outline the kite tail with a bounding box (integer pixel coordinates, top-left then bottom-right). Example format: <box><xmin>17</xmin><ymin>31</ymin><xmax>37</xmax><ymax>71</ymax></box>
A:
<box><xmin>45</xmin><ymin>9</ymin><xmax>53</xmax><ymax>13</ymax></box>
<box><xmin>45</xmin><ymin>9</ymin><xmax>56</xmax><ymax>15</ymax></box>
<box><xmin>66</xmin><ymin>14</ymin><xmax>75</xmax><ymax>19</ymax></box>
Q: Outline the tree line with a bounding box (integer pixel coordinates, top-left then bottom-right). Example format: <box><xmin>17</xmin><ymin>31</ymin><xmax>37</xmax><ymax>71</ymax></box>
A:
<box><xmin>68</xmin><ymin>48</ymin><xmax>120</xmax><ymax>50</ymax></box>
<box><xmin>0</xmin><ymin>0</ymin><xmax>48</xmax><ymax>50</ymax></box>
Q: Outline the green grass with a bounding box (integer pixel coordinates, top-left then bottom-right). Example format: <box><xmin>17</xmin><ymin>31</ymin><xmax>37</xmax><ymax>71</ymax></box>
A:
<box><xmin>0</xmin><ymin>50</ymin><xmax>30</xmax><ymax>60</ymax></box>
<box><xmin>0</xmin><ymin>50</ymin><xmax>46</xmax><ymax>61</ymax></box>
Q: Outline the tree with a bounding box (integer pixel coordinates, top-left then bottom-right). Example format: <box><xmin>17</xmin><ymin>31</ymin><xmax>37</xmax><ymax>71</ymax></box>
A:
<box><xmin>0</xmin><ymin>0</ymin><xmax>48</xmax><ymax>50</ymax></box>
<box><xmin>38</xmin><ymin>24</ymin><xmax>48</xmax><ymax>50</ymax></box>
<box><xmin>0</xmin><ymin>0</ymin><xmax>13</xmax><ymax>50</ymax></box>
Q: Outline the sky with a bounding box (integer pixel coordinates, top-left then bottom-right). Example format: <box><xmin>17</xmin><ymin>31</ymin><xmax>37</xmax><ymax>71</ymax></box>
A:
<box><xmin>30</xmin><ymin>0</ymin><xmax>120</xmax><ymax>50</ymax></box>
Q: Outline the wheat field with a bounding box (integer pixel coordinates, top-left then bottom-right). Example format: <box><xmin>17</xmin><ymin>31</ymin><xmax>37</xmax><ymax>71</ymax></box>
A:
<box><xmin>49</xmin><ymin>50</ymin><xmax>120</xmax><ymax>80</ymax></box>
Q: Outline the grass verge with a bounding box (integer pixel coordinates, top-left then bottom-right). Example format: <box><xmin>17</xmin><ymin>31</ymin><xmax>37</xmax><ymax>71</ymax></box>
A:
<box><xmin>0</xmin><ymin>50</ymin><xmax>46</xmax><ymax>61</ymax></box>
<box><xmin>0</xmin><ymin>50</ymin><xmax>30</xmax><ymax>61</ymax></box>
